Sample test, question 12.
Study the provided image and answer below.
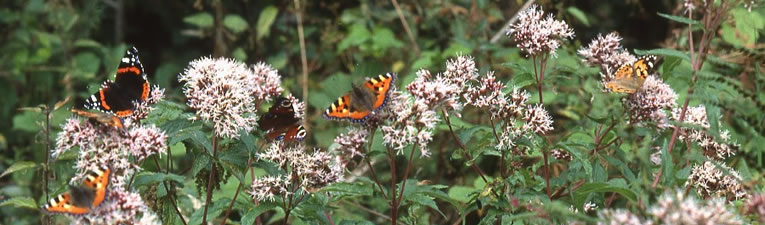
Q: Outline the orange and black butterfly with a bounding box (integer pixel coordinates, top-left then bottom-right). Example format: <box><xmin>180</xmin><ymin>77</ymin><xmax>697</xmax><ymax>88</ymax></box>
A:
<box><xmin>71</xmin><ymin>109</ymin><xmax>124</xmax><ymax>129</ymax></box>
<box><xmin>258</xmin><ymin>97</ymin><xmax>306</xmax><ymax>142</ymax></box>
<box><xmin>324</xmin><ymin>73</ymin><xmax>396</xmax><ymax>123</ymax></box>
<box><xmin>42</xmin><ymin>166</ymin><xmax>111</xmax><ymax>215</ymax></box>
<box><xmin>604</xmin><ymin>55</ymin><xmax>663</xmax><ymax>94</ymax></box>
<box><xmin>85</xmin><ymin>46</ymin><xmax>150</xmax><ymax>117</ymax></box>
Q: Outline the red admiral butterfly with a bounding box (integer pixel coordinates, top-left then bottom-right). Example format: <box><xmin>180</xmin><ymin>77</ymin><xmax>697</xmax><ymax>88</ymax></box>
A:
<box><xmin>85</xmin><ymin>46</ymin><xmax>150</xmax><ymax>117</ymax></box>
<box><xmin>324</xmin><ymin>73</ymin><xmax>396</xmax><ymax>123</ymax></box>
<box><xmin>42</xmin><ymin>166</ymin><xmax>111</xmax><ymax>215</ymax></box>
<box><xmin>71</xmin><ymin>109</ymin><xmax>124</xmax><ymax>129</ymax></box>
<box><xmin>258</xmin><ymin>97</ymin><xmax>306</xmax><ymax>142</ymax></box>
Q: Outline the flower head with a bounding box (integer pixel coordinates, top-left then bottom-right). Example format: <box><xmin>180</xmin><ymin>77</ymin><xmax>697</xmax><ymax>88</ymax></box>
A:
<box><xmin>650</xmin><ymin>189</ymin><xmax>742</xmax><ymax>224</ymax></box>
<box><xmin>253</xmin><ymin>142</ymin><xmax>343</xmax><ymax>201</ymax></box>
<box><xmin>625</xmin><ymin>76</ymin><xmax>678</xmax><ymax>127</ymax></box>
<box><xmin>523</xmin><ymin>104</ymin><xmax>554</xmax><ymax>135</ymax></box>
<box><xmin>508</xmin><ymin>4</ymin><xmax>574</xmax><ymax>56</ymax></box>
<box><xmin>744</xmin><ymin>193</ymin><xmax>765</xmax><ymax>222</ymax></box>
<box><xmin>179</xmin><ymin>57</ymin><xmax>282</xmax><ymax>139</ymax></box>
<box><xmin>686</xmin><ymin>161</ymin><xmax>748</xmax><ymax>201</ymax></box>
<box><xmin>672</xmin><ymin>105</ymin><xmax>738</xmax><ymax>160</ymax></box>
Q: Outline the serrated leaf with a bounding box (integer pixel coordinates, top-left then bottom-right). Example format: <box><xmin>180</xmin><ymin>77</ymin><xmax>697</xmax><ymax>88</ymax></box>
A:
<box><xmin>405</xmin><ymin>193</ymin><xmax>445</xmax><ymax>218</ymax></box>
<box><xmin>447</xmin><ymin>185</ymin><xmax>477</xmax><ymax>203</ymax></box>
<box><xmin>240</xmin><ymin>202</ymin><xmax>279</xmax><ymax>225</ymax></box>
<box><xmin>320</xmin><ymin>181</ymin><xmax>374</xmax><ymax>198</ymax></box>
<box><xmin>0</xmin><ymin>197</ymin><xmax>37</xmax><ymax>209</ymax></box>
<box><xmin>573</xmin><ymin>182</ymin><xmax>637</xmax><ymax>208</ymax></box>
<box><xmin>12</xmin><ymin>111</ymin><xmax>42</xmax><ymax>133</ymax></box>
<box><xmin>635</xmin><ymin>48</ymin><xmax>691</xmax><ymax>62</ymax></box>
<box><xmin>657</xmin><ymin>12</ymin><xmax>699</xmax><ymax>25</ymax></box>
<box><xmin>132</xmin><ymin>171</ymin><xmax>185</xmax><ymax>188</ymax></box>
<box><xmin>256</xmin><ymin>6</ymin><xmax>278</xmax><ymax>40</ymax></box>
<box><xmin>1</xmin><ymin>161</ymin><xmax>38</xmax><ymax>178</ymax></box>
<box><xmin>184</xmin><ymin>12</ymin><xmax>213</xmax><ymax>28</ymax></box>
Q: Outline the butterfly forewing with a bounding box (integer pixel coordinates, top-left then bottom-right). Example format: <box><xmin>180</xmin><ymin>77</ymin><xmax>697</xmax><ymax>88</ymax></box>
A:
<box><xmin>85</xmin><ymin>46</ymin><xmax>150</xmax><ymax>118</ymax></box>
<box><xmin>605</xmin><ymin>55</ymin><xmax>662</xmax><ymax>94</ymax></box>
<box><xmin>324</xmin><ymin>73</ymin><xmax>396</xmax><ymax>123</ymax></box>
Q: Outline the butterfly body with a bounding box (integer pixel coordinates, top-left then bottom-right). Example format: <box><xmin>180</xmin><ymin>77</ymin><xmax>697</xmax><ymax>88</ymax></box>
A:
<box><xmin>604</xmin><ymin>55</ymin><xmax>663</xmax><ymax>94</ymax></box>
<box><xmin>324</xmin><ymin>73</ymin><xmax>396</xmax><ymax>123</ymax></box>
<box><xmin>71</xmin><ymin>109</ymin><xmax>124</xmax><ymax>129</ymax></box>
<box><xmin>258</xmin><ymin>97</ymin><xmax>306</xmax><ymax>142</ymax></box>
<box><xmin>85</xmin><ymin>46</ymin><xmax>150</xmax><ymax>117</ymax></box>
<box><xmin>42</xmin><ymin>166</ymin><xmax>111</xmax><ymax>215</ymax></box>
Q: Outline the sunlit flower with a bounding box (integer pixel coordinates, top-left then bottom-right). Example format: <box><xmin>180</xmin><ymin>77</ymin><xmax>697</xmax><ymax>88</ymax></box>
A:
<box><xmin>523</xmin><ymin>104</ymin><xmax>554</xmax><ymax>135</ymax></box>
<box><xmin>333</xmin><ymin>127</ymin><xmax>369</xmax><ymax>158</ymax></box>
<box><xmin>253</xmin><ymin>142</ymin><xmax>343</xmax><ymax>201</ymax></box>
<box><xmin>443</xmin><ymin>55</ymin><xmax>479</xmax><ymax>85</ymax></box>
<box><xmin>551</xmin><ymin>149</ymin><xmax>572</xmax><ymax>161</ymax></box>
<box><xmin>686</xmin><ymin>161</ymin><xmax>748</xmax><ymax>201</ymax></box>
<box><xmin>597</xmin><ymin>209</ymin><xmax>650</xmax><ymax>225</ymax></box>
<box><xmin>379</xmin><ymin>91</ymin><xmax>438</xmax><ymax>157</ymax></box>
<box><xmin>508</xmin><ymin>4</ymin><xmax>574</xmax><ymax>56</ymax></box>
<box><xmin>625</xmin><ymin>76</ymin><xmax>678</xmax><ymax>127</ymax></box>
<box><xmin>407</xmin><ymin>69</ymin><xmax>463</xmax><ymax>114</ymax></box>
<box><xmin>179</xmin><ymin>57</ymin><xmax>281</xmax><ymax>138</ymax></box>
<box><xmin>672</xmin><ymin>105</ymin><xmax>738</xmax><ymax>160</ymax></box>
<box><xmin>650</xmin><ymin>189</ymin><xmax>742</xmax><ymax>224</ymax></box>
<box><xmin>583</xmin><ymin>202</ymin><xmax>598</xmax><ymax>213</ymax></box>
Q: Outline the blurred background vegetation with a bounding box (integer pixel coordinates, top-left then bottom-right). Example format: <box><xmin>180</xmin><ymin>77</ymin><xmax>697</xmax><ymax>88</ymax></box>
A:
<box><xmin>1</xmin><ymin>0</ymin><xmax>763</xmax><ymax>224</ymax></box>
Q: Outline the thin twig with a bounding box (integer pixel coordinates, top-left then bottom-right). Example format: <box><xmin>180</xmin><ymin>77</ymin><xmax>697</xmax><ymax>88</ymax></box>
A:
<box><xmin>153</xmin><ymin>156</ymin><xmax>187</xmax><ymax>225</ymax></box>
<box><xmin>489</xmin><ymin>0</ymin><xmax>536</xmax><ymax>43</ymax></box>
<box><xmin>42</xmin><ymin>105</ymin><xmax>51</xmax><ymax>225</ymax></box>
<box><xmin>387</xmin><ymin>146</ymin><xmax>398</xmax><ymax>225</ymax></box>
<box><xmin>202</xmin><ymin>133</ymin><xmax>219</xmax><ymax>224</ymax></box>
<box><xmin>390</xmin><ymin>0</ymin><xmax>420</xmax><ymax>55</ymax></box>
<box><xmin>219</xmin><ymin>183</ymin><xmax>243</xmax><ymax>225</ymax></box>
<box><xmin>294</xmin><ymin>0</ymin><xmax>310</xmax><ymax>131</ymax></box>
<box><xmin>396</xmin><ymin>142</ymin><xmax>419</xmax><ymax>206</ymax></box>
<box><xmin>441</xmin><ymin>109</ymin><xmax>489</xmax><ymax>183</ymax></box>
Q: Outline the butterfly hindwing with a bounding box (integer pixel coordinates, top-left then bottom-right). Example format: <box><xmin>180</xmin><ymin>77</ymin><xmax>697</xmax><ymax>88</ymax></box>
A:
<box><xmin>42</xmin><ymin>166</ymin><xmax>111</xmax><ymax>215</ymax></box>
<box><xmin>605</xmin><ymin>55</ymin><xmax>662</xmax><ymax>94</ymax></box>
<box><xmin>85</xmin><ymin>46</ymin><xmax>150</xmax><ymax>117</ymax></box>
<box><xmin>324</xmin><ymin>73</ymin><xmax>396</xmax><ymax>123</ymax></box>
<box><xmin>259</xmin><ymin>97</ymin><xmax>306</xmax><ymax>142</ymax></box>
<box><xmin>71</xmin><ymin>109</ymin><xmax>124</xmax><ymax>129</ymax></box>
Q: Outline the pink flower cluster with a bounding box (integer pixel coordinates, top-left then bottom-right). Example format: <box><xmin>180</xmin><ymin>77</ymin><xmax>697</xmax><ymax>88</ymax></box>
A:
<box><xmin>179</xmin><ymin>57</ymin><xmax>282</xmax><ymax>138</ymax></box>
<box><xmin>251</xmin><ymin>142</ymin><xmax>344</xmax><ymax>201</ymax></box>
<box><xmin>508</xmin><ymin>4</ymin><xmax>574</xmax><ymax>56</ymax></box>
<box><xmin>624</xmin><ymin>76</ymin><xmax>678</xmax><ymax>127</ymax></box>
<box><xmin>686</xmin><ymin>161</ymin><xmax>747</xmax><ymax>201</ymax></box>
<box><xmin>672</xmin><ymin>105</ymin><xmax>738</xmax><ymax>161</ymax></box>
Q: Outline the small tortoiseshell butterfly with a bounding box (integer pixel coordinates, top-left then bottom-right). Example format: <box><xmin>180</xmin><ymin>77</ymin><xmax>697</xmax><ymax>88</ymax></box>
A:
<box><xmin>604</xmin><ymin>55</ymin><xmax>663</xmax><ymax>94</ymax></box>
<box><xmin>85</xmin><ymin>46</ymin><xmax>150</xmax><ymax>117</ymax></box>
<box><xmin>42</xmin><ymin>166</ymin><xmax>111</xmax><ymax>215</ymax></box>
<box><xmin>71</xmin><ymin>109</ymin><xmax>124</xmax><ymax>129</ymax></box>
<box><xmin>258</xmin><ymin>97</ymin><xmax>306</xmax><ymax>142</ymax></box>
<box><xmin>324</xmin><ymin>73</ymin><xmax>396</xmax><ymax>123</ymax></box>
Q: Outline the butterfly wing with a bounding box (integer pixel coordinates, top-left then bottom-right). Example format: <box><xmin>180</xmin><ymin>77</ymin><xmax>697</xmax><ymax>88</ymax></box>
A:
<box><xmin>42</xmin><ymin>192</ymin><xmax>93</xmax><ymax>215</ymax></box>
<box><xmin>258</xmin><ymin>97</ymin><xmax>299</xmax><ymax>132</ymax></box>
<box><xmin>273</xmin><ymin>124</ymin><xmax>307</xmax><ymax>142</ymax></box>
<box><xmin>605</xmin><ymin>55</ymin><xmax>661</xmax><ymax>94</ymax></box>
<box><xmin>85</xmin><ymin>46</ymin><xmax>150</xmax><ymax>117</ymax></box>
<box><xmin>71</xmin><ymin>109</ymin><xmax>124</xmax><ymax>129</ymax></box>
<box><xmin>41</xmin><ymin>166</ymin><xmax>111</xmax><ymax>215</ymax></box>
<box><xmin>80</xmin><ymin>165</ymin><xmax>111</xmax><ymax>208</ymax></box>
<box><xmin>324</xmin><ymin>73</ymin><xmax>396</xmax><ymax>122</ymax></box>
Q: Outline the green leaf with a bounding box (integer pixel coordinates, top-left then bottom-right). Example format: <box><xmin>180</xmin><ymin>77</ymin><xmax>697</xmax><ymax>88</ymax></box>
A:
<box><xmin>73</xmin><ymin>51</ymin><xmax>100</xmax><ymax>79</ymax></box>
<box><xmin>132</xmin><ymin>171</ymin><xmax>185</xmax><ymax>188</ymax></box>
<box><xmin>232</xmin><ymin>47</ymin><xmax>247</xmax><ymax>61</ymax></box>
<box><xmin>224</xmin><ymin>14</ymin><xmax>249</xmax><ymax>33</ymax></box>
<box><xmin>256</xmin><ymin>6</ymin><xmax>278</xmax><ymax>40</ymax></box>
<box><xmin>240</xmin><ymin>202</ymin><xmax>279</xmax><ymax>225</ymax></box>
<box><xmin>566</xmin><ymin>7</ymin><xmax>589</xmax><ymax>26</ymax></box>
<box><xmin>657</xmin><ymin>12</ymin><xmax>699</xmax><ymax>25</ymax></box>
<box><xmin>320</xmin><ymin>181</ymin><xmax>374</xmax><ymax>198</ymax></box>
<box><xmin>405</xmin><ymin>193</ymin><xmax>445</xmax><ymax>218</ymax></box>
<box><xmin>338</xmin><ymin>23</ymin><xmax>371</xmax><ymax>52</ymax></box>
<box><xmin>12</xmin><ymin>111</ymin><xmax>42</xmax><ymax>133</ymax></box>
<box><xmin>447</xmin><ymin>185</ymin><xmax>477</xmax><ymax>203</ymax></box>
<box><xmin>0</xmin><ymin>197</ymin><xmax>37</xmax><ymax>209</ymax></box>
<box><xmin>573</xmin><ymin>182</ymin><xmax>637</xmax><ymax>207</ymax></box>
<box><xmin>0</xmin><ymin>161</ymin><xmax>38</xmax><ymax>178</ymax></box>
<box><xmin>184</xmin><ymin>12</ymin><xmax>213</xmax><ymax>28</ymax></box>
